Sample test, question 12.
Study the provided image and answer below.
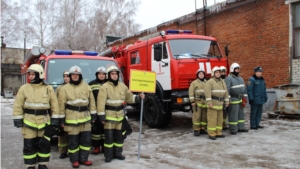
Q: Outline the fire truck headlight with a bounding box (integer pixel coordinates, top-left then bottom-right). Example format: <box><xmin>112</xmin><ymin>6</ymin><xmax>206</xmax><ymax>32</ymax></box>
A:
<box><xmin>183</xmin><ymin>98</ymin><xmax>190</xmax><ymax>103</ymax></box>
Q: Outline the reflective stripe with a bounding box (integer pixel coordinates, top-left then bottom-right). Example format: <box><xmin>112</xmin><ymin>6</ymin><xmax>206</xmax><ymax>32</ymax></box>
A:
<box><xmin>224</xmin><ymin>99</ymin><xmax>229</xmax><ymax>101</ymax></box>
<box><xmin>106</xmin><ymin>100</ymin><xmax>124</xmax><ymax>104</ymax></box>
<box><xmin>230</xmin><ymin>100</ymin><xmax>242</xmax><ymax>104</ymax></box>
<box><xmin>51</xmin><ymin>114</ymin><xmax>65</xmax><ymax>118</ymax></box>
<box><xmin>229</xmin><ymin>122</ymin><xmax>238</xmax><ymax>125</ymax></box>
<box><xmin>13</xmin><ymin>115</ymin><xmax>23</xmax><ymax>119</ymax></box>
<box><xmin>200</xmin><ymin>122</ymin><xmax>207</xmax><ymax>125</ymax></box>
<box><xmin>193</xmin><ymin>122</ymin><xmax>201</xmax><ymax>125</ymax></box>
<box><xmin>23</xmin><ymin>119</ymin><xmax>50</xmax><ymax>129</ymax></box>
<box><xmin>106</xmin><ymin>116</ymin><xmax>124</xmax><ymax>122</ymax></box>
<box><xmin>238</xmin><ymin>120</ymin><xmax>245</xmax><ymax>123</ymax></box>
<box><xmin>195</xmin><ymin>90</ymin><xmax>204</xmax><ymax>92</ymax></box>
<box><xmin>23</xmin><ymin>153</ymin><xmax>37</xmax><ymax>159</ymax></box>
<box><xmin>122</xmin><ymin>131</ymin><xmax>126</xmax><ymax>135</ymax></box>
<box><xmin>67</xmin><ymin>99</ymin><xmax>88</xmax><ymax>105</ymax></box>
<box><xmin>104</xmin><ymin>143</ymin><xmax>113</xmax><ymax>148</ymax></box>
<box><xmin>230</xmin><ymin>84</ymin><xmax>245</xmax><ymax>89</ymax></box>
<box><xmin>92</xmin><ymin>134</ymin><xmax>101</xmax><ymax>138</ymax></box>
<box><xmin>244</xmin><ymin>94</ymin><xmax>248</xmax><ymax>97</ymax></box>
<box><xmin>37</xmin><ymin>152</ymin><xmax>50</xmax><ymax>158</ymax></box>
<box><xmin>197</xmin><ymin>103</ymin><xmax>207</xmax><ymax>108</ymax></box>
<box><xmin>98</xmin><ymin>112</ymin><xmax>105</xmax><ymax>115</ymax></box>
<box><xmin>90</xmin><ymin>84</ymin><xmax>100</xmax><ymax>90</ymax></box>
<box><xmin>65</xmin><ymin>116</ymin><xmax>91</xmax><ymax>124</ymax></box>
<box><xmin>206</xmin><ymin>98</ymin><xmax>212</xmax><ymax>101</ymax></box>
<box><xmin>216</xmin><ymin>126</ymin><xmax>222</xmax><ymax>130</ymax></box>
<box><xmin>90</xmin><ymin>110</ymin><xmax>96</xmax><ymax>114</ymax></box>
<box><xmin>44</xmin><ymin>136</ymin><xmax>50</xmax><ymax>141</ymax></box>
<box><xmin>113</xmin><ymin>143</ymin><xmax>123</xmax><ymax>147</ymax></box>
<box><xmin>189</xmin><ymin>97</ymin><xmax>194</xmax><ymax>100</ymax></box>
<box><xmin>58</xmin><ymin>143</ymin><xmax>67</xmax><ymax>147</ymax></box>
<box><xmin>132</xmin><ymin>95</ymin><xmax>136</xmax><ymax>103</ymax></box>
<box><xmin>68</xmin><ymin>147</ymin><xmax>79</xmax><ymax>153</ymax></box>
<box><xmin>212</xmin><ymin>106</ymin><xmax>223</xmax><ymax>110</ymax></box>
<box><xmin>24</xmin><ymin>102</ymin><xmax>50</xmax><ymax>108</ymax></box>
<box><xmin>212</xmin><ymin>90</ymin><xmax>226</xmax><ymax>93</ymax></box>
<box><xmin>207</xmin><ymin>127</ymin><xmax>216</xmax><ymax>131</ymax></box>
<box><xmin>79</xmin><ymin>145</ymin><xmax>91</xmax><ymax>151</ymax></box>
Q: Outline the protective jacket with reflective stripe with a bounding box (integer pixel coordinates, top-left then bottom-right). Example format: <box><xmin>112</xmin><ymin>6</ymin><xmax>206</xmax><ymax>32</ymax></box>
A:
<box><xmin>204</xmin><ymin>77</ymin><xmax>229</xmax><ymax>110</ymax></box>
<box><xmin>97</xmin><ymin>81</ymin><xmax>136</xmax><ymax>122</ymax></box>
<box><xmin>189</xmin><ymin>79</ymin><xmax>207</xmax><ymax>107</ymax></box>
<box><xmin>225</xmin><ymin>74</ymin><xmax>247</xmax><ymax>103</ymax></box>
<box><xmin>88</xmin><ymin>79</ymin><xmax>106</xmax><ymax>102</ymax></box>
<box><xmin>58</xmin><ymin>81</ymin><xmax>96</xmax><ymax>126</ymax></box>
<box><xmin>13</xmin><ymin>82</ymin><xmax>60</xmax><ymax>128</ymax></box>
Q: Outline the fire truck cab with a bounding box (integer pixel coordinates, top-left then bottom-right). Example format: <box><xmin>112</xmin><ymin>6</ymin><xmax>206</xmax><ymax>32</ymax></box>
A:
<box><xmin>100</xmin><ymin>30</ymin><xmax>228</xmax><ymax>128</ymax></box>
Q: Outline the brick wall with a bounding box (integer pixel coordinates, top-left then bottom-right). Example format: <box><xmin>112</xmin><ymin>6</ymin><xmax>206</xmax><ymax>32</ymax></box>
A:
<box><xmin>292</xmin><ymin>59</ymin><xmax>300</xmax><ymax>83</ymax></box>
<box><xmin>109</xmin><ymin>0</ymin><xmax>289</xmax><ymax>88</ymax></box>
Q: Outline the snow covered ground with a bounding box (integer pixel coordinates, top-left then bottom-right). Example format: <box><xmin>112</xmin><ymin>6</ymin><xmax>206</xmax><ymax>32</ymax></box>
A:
<box><xmin>1</xmin><ymin>100</ymin><xmax>300</xmax><ymax>169</ymax></box>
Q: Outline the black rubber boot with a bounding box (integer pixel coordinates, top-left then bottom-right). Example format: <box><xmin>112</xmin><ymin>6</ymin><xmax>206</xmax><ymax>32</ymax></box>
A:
<box><xmin>238</xmin><ymin>129</ymin><xmax>249</xmax><ymax>132</ymax></box>
<box><xmin>38</xmin><ymin>165</ymin><xmax>48</xmax><ymax>169</ymax></box>
<box><xmin>194</xmin><ymin>130</ymin><xmax>200</xmax><ymax>136</ymax></box>
<box><xmin>199</xmin><ymin>130</ymin><xmax>208</xmax><ymax>134</ymax></box>
<box><xmin>216</xmin><ymin>134</ymin><xmax>225</xmax><ymax>138</ymax></box>
<box><xmin>114</xmin><ymin>154</ymin><xmax>125</xmax><ymax>160</ymax></box>
<box><xmin>59</xmin><ymin>153</ymin><xmax>68</xmax><ymax>159</ymax></box>
<box><xmin>209</xmin><ymin>136</ymin><xmax>217</xmax><ymax>140</ymax></box>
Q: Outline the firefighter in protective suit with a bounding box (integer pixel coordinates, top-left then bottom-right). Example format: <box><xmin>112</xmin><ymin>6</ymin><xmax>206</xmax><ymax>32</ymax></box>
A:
<box><xmin>58</xmin><ymin>65</ymin><xmax>96</xmax><ymax>168</ymax></box>
<box><xmin>88</xmin><ymin>66</ymin><xmax>107</xmax><ymax>154</ymax></box>
<box><xmin>225</xmin><ymin>63</ymin><xmax>249</xmax><ymax>135</ymax></box>
<box><xmin>97</xmin><ymin>66</ymin><xmax>145</xmax><ymax>163</ymax></box>
<box><xmin>13</xmin><ymin>64</ymin><xmax>61</xmax><ymax>169</ymax></box>
<box><xmin>220</xmin><ymin>66</ymin><xmax>229</xmax><ymax>129</ymax></box>
<box><xmin>189</xmin><ymin>68</ymin><xmax>208</xmax><ymax>136</ymax></box>
<box><xmin>204</xmin><ymin>66</ymin><xmax>229</xmax><ymax>140</ymax></box>
<box><xmin>56</xmin><ymin>71</ymin><xmax>70</xmax><ymax>159</ymax></box>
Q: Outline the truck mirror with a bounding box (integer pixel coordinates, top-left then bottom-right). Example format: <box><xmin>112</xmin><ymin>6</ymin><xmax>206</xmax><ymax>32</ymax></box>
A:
<box><xmin>154</xmin><ymin>44</ymin><xmax>162</xmax><ymax>61</ymax></box>
<box><xmin>225</xmin><ymin>45</ymin><xmax>229</xmax><ymax>56</ymax></box>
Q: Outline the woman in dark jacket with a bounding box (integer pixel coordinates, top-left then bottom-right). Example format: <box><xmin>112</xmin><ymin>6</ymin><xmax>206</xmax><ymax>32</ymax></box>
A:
<box><xmin>247</xmin><ymin>66</ymin><xmax>268</xmax><ymax>130</ymax></box>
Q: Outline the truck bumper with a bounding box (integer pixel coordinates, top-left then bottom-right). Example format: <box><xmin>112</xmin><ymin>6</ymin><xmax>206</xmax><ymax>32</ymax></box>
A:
<box><xmin>171</xmin><ymin>90</ymin><xmax>191</xmax><ymax>112</ymax></box>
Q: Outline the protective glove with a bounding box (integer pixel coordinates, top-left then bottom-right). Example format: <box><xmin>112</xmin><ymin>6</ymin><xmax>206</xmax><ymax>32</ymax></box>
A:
<box><xmin>13</xmin><ymin>119</ymin><xmax>23</xmax><ymax>128</ymax></box>
<box><xmin>39</xmin><ymin>125</ymin><xmax>56</xmax><ymax>151</ymax></box>
<box><xmin>98</xmin><ymin>115</ymin><xmax>106</xmax><ymax>123</ymax></box>
<box><xmin>249</xmin><ymin>100</ymin><xmax>253</xmax><ymax>105</ymax></box>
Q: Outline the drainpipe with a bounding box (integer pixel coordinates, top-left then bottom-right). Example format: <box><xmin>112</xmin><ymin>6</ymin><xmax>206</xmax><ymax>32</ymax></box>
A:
<box><xmin>203</xmin><ymin>0</ymin><xmax>207</xmax><ymax>36</ymax></box>
<box><xmin>195</xmin><ymin>0</ymin><xmax>198</xmax><ymax>35</ymax></box>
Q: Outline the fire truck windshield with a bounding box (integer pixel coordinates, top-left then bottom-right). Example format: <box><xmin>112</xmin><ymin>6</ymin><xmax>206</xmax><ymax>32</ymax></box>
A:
<box><xmin>168</xmin><ymin>39</ymin><xmax>221</xmax><ymax>59</ymax></box>
<box><xmin>46</xmin><ymin>58</ymin><xmax>119</xmax><ymax>89</ymax></box>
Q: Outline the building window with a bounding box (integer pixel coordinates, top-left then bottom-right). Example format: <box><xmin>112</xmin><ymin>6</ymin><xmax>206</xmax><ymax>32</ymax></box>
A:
<box><xmin>130</xmin><ymin>51</ymin><xmax>140</xmax><ymax>64</ymax></box>
<box><xmin>293</xmin><ymin>2</ymin><xmax>300</xmax><ymax>58</ymax></box>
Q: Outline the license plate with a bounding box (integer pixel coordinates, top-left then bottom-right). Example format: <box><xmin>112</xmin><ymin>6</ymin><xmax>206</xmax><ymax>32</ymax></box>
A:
<box><xmin>185</xmin><ymin>106</ymin><xmax>190</xmax><ymax>110</ymax></box>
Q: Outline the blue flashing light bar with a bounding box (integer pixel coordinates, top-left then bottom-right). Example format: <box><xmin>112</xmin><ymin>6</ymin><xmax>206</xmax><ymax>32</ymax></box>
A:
<box><xmin>54</xmin><ymin>50</ymin><xmax>98</xmax><ymax>56</ymax></box>
<box><xmin>166</xmin><ymin>29</ymin><xmax>193</xmax><ymax>35</ymax></box>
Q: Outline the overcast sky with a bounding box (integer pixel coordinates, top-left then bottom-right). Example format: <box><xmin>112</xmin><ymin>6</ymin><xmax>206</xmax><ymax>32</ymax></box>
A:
<box><xmin>134</xmin><ymin>0</ymin><xmax>226</xmax><ymax>31</ymax></box>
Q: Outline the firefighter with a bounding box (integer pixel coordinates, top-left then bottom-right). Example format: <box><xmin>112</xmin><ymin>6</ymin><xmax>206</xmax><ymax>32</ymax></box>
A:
<box><xmin>204</xmin><ymin>66</ymin><xmax>229</xmax><ymax>140</ymax></box>
<box><xmin>13</xmin><ymin>64</ymin><xmax>61</xmax><ymax>169</ymax></box>
<box><xmin>58</xmin><ymin>65</ymin><xmax>97</xmax><ymax>168</ymax></box>
<box><xmin>56</xmin><ymin>71</ymin><xmax>70</xmax><ymax>159</ymax></box>
<box><xmin>97</xmin><ymin>65</ymin><xmax>145</xmax><ymax>163</ymax></box>
<box><xmin>247</xmin><ymin>66</ymin><xmax>268</xmax><ymax>130</ymax></box>
<box><xmin>189</xmin><ymin>68</ymin><xmax>207</xmax><ymax>136</ymax></box>
<box><xmin>225</xmin><ymin>63</ymin><xmax>249</xmax><ymax>135</ymax></box>
<box><xmin>220</xmin><ymin>66</ymin><xmax>229</xmax><ymax>130</ymax></box>
<box><xmin>88</xmin><ymin>66</ymin><xmax>107</xmax><ymax>154</ymax></box>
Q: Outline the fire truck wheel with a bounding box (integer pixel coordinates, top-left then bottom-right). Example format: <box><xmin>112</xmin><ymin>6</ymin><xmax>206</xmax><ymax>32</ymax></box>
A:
<box><xmin>144</xmin><ymin>94</ymin><xmax>171</xmax><ymax>128</ymax></box>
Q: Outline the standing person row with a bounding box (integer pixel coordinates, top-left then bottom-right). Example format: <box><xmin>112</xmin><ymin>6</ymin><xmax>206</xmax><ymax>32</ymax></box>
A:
<box><xmin>225</xmin><ymin>63</ymin><xmax>248</xmax><ymax>135</ymax></box>
<box><xmin>56</xmin><ymin>71</ymin><xmax>70</xmax><ymax>159</ymax></box>
<box><xmin>58</xmin><ymin>65</ymin><xmax>97</xmax><ymax>168</ymax></box>
<box><xmin>13</xmin><ymin>64</ymin><xmax>62</xmax><ymax>169</ymax></box>
<box><xmin>204</xmin><ymin>66</ymin><xmax>229</xmax><ymax>140</ymax></box>
<box><xmin>88</xmin><ymin>67</ymin><xmax>107</xmax><ymax>154</ymax></box>
<box><xmin>189</xmin><ymin>69</ymin><xmax>208</xmax><ymax>136</ymax></box>
<box><xmin>97</xmin><ymin>66</ymin><xmax>145</xmax><ymax>163</ymax></box>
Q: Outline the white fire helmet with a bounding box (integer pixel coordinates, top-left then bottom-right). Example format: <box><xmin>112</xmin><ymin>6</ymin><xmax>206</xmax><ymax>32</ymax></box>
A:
<box><xmin>230</xmin><ymin>63</ymin><xmax>240</xmax><ymax>73</ymax></box>
<box><xmin>96</xmin><ymin>66</ymin><xmax>106</xmax><ymax>74</ymax></box>
<box><xmin>27</xmin><ymin>64</ymin><xmax>44</xmax><ymax>79</ymax></box>
<box><xmin>106</xmin><ymin>65</ymin><xmax>120</xmax><ymax>74</ymax></box>
<box><xmin>211</xmin><ymin>66</ymin><xmax>221</xmax><ymax>77</ymax></box>
<box><xmin>63</xmin><ymin>71</ymin><xmax>69</xmax><ymax>76</ymax></box>
<box><xmin>196</xmin><ymin>68</ymin><xmax>206</xmax><ymax>76</ymax></box>
<box><xmin>69</xmin><ymin>65</ymin><xmax>82</xmax><ymax>75</ymax></box>
<box><xmin>220</xmin><ymin>66</ymin><xmax>227</xmax><ymax>72</ymax></box>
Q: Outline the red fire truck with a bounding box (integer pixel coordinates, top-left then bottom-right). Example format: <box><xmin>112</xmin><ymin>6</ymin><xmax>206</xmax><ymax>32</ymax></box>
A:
<box><xmin>21</xmin><ymin>46</ymin><xmax>119</xmax><ymax>89</ymax></box>
<box><xmin>100</xmin><ymin>29</ymin><xmax>229</xmax><ymax>128</ymax></box>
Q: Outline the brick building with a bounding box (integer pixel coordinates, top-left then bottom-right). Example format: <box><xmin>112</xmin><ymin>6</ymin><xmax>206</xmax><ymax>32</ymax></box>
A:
<box><xmin>108</xmin><ymin>0</ymin><xmax>300</xmax><ymax>88</ymax></box>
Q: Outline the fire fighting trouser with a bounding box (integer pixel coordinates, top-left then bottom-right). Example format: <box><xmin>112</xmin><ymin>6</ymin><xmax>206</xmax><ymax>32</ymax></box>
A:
<box><xmin>58</xmin><ymin>131</ymin><xmax>68</xmax><ymax>154</ymax></box>
<box><xmin>92</xmin><ymin>119</ymin><xmax>105</xmax><ymax>148</ymax></box>
<box><xmin>64</xmin><ymin>123</ymin><xmax>92</xmax><ymax>163</ymax></box>
<box><xmin>192</xmin><ymin>105</ymin><xmax>207</xmax><ymax>130</ymax></box>
<box><xmin>228</xmin><ymin>103</ymin><xmax>245</xmax><ymax>132</ymax></box>
<box><xmin>104</xmin><ymin>121</ymin><xmax>124</xmax><ymax>159</ymax></box>
<box><xmin>207</xmin><ymin>109</ymin><xmax>223</xmax><ymax>137</ymax></box>
<box><xmin>250</xmin><ymin>104</ymin><xmax>263</xmax><ymax>128</ymax></box>
<box><xmin>223</xmin><ymin>105</ymin><xmax>228</xmax><ymax>128</ymax></box>
<box><xmin>22</xmin><ymin>126</ymin><xmax>50</xmax><ymax>168</ymax></box>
